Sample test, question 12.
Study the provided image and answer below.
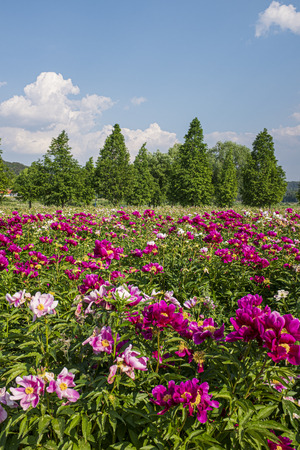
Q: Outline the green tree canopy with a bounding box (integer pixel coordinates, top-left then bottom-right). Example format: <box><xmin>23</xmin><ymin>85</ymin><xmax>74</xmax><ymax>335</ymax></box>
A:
<box><xmin>0</xmin><ymin>140</ymin><xmax>12</xmax><ymax>202</ymax></box>
<box><xmin>40</xmin><ymin>131</ymin><xmax>82</xmax><ymax>207</ymax></box>
<box><xmin>215</xmin><ymin>148</ymin><xmax>238</xmax><ymax>207</ymax></box>
<box><xmin>241</xmin><ymin>128</ymin><xmax>287</xmax><ymax>208</ymax></box>
<box><xmin>208</xmin><ymin>141</ymin><xmax>251</xmax><ymax>198</ymax></box>
<box><xmin>95</xmin><ymin>124</ymin><xmax>132</xmax><ymax>205</ymax></box>
<box><xmin>170</xmin><ymin>118</ymin><xmax>213</xmax><ymax>206</ymax></box>
<box><xmin>13</xmin><ymin>161</ymin><xmax>44</xmax><ymax>208</ymax></box>
<box><xmin>126</xmin><ymin>143</ymin><xmax>155</xmax><ymax>206</ymax></box>
<box><xmin>79</xmin><ymin>157</ymin><xmax>96</xmax><ymax>206</ymax></box>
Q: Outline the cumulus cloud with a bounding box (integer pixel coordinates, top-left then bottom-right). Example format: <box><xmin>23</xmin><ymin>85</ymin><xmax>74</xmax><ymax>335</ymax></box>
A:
<box><xmin>0</xmin><ymin>72</ymin><xmax>178</xmax><ymax>164</ymax></box>
<box><xmin>255</xmin><ymin>1</ymin><xmax>300</xmax><ymax>37</ymax></box>
<box><xmin>0</xmin><ymin>72</ymin><xmax>114</xmax><ymax>130</ymax></box>
<box><xmin>130</xmin><ymin>96</ymin><xmax>147</xmax><ymax>106</ymax></box>
<box><xmin>122</xmin><ymin>123</ymin><xmax>178</xmax><ymax>159</ymax></box>
<box><xmin>0</xmin><ymin>81</ymin><xmax>7</xmax><ymax>88</ymax></box>
<box><xmin>204</xmin><ymin>130</ymin><xmax>255</xmax><ymax>149</ymax></box>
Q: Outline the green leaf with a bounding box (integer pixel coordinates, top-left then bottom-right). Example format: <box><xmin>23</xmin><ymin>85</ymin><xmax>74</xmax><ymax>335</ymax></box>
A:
<box><xmin>18</xmin><ymin>416</ymin><xmax>28</xmax><ymax>439</ymax></box>
<box><xmin>38</xmin><ymin>415</ymin><xmax>51</xmax><ymax>436</ymax></box>
<box><xmin>81</xmin><ymin>415</ymin><xmax>92</xmax><ymax>442</ymax></box>
<box><xmin>51</xmin><ymin>417</ymin><xmax>65</xmax><ymax>441</ymax></box>
<box><xmin>256</xmin><ymin>405</ymin><xmax>277</xmax><ymax>420</ymax></box>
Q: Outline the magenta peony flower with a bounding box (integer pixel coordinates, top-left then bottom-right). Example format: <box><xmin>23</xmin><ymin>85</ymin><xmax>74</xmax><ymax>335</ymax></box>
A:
<box><xmin>141</xmin><ymin>262</ymin><xmax>164</xmax><ymax>274</ymax></box>
<box><xmin>267</xmin><ymin>432</ymin><xmax>296</xmax><ymax>449</ymax></box>
<box><xmin>0</xmin><ymin>255</ymin><xmax>9</xmax><ymax>271</ymax></box>
<box><xmin>152</xmin><ymin>378</ymin><xmax>219</xmax><ymax>423</ymax></box>
<box><xmin>47</xmin><ymin>368</ymin><xmax>79</xmax><ymax>403</ymax></box>
<box><xmin>29</xmin><ymin>292</ymin><xmax>58</xmax><ymax>321</ymax></box>
<box><xmin>82</xmin><ymin>326</ymin><xmax>115</xmax><ymax>354</ymax></box>
<box><xmin>192</xmin><ymin>318</ymin><xmax>224</xmax><ymax>345</ymax></box>
<box><xmin>10</xmin><ymin>375</ymin><xmax>45</xmax><ymax>410</ymax></box>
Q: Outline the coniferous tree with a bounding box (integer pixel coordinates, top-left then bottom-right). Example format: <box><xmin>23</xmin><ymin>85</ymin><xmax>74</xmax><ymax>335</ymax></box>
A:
<box><xmin>95</xmin><ymin>124</ymin><xmax>131</xmax><ymax>205</ymax></box>
<box><xmin>215</xmin><ymin>148</ymin><xmax>238</xmax><ymax>207</ymax></box>
<box><xmin>126</xmin><ymin>143</ymin><xmax>155</xmax><ymax>206</ymax></box>
<box><xmin>171</xmin><ymin>118</ymin><xmax>213</xmax><ymax>206</ymax></box>
<box><xmin>79</xmin><ymin>157</ymin><xmax>96</xmax><ymax>206</ymax></box>
<box><xmin>241</xmin><ymin>129</ymin><xmax>287</xmax><ymax>208</ymax></box>
<box><xmin>40</xmin><ymin>131</ymin><xmax>82</xmax><ymax>207</ymax></box>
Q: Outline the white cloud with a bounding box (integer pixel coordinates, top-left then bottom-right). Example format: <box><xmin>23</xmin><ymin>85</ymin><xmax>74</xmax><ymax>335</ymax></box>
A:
<box><xmin>0</xmin><ymin>73</ymin><xmax>178</xmax><ymax>164</ymax></box>
<box><xmin>0</xmin><ymin>81</ymin><xmax>7</xmax><ymax>88</ymax></box>
<box><xmin>205</xmin><ymin>130</ymin><xmax>255</xmax><ymax>149</ymax></box>
<box><xmin>255</xmin><ymin>1</ymin><xmax>300</xmax><ymax>37</ymax></box>
<box><xmin>122</xmin><ymin>123</ymin><xmax>178</xmax><ymax>159</ymax></box>
<box><xmin>130</xmin><ymin>96</ymin><xmax>147</xmax><ymax>106</ymax></box>
<box><xmin>0</xmin><ymin>72</ymin><xmax>114</xmax><ymax>129</ymax></box>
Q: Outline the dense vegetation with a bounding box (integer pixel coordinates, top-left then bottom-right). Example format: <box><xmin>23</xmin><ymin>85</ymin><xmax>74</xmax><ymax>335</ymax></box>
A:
<box><xmin>0</xmin><ymin>204</ymin><xmax>299</xmax><ymax>449</ymax></box>
<box><xmin>1</xmin><ymin>119</ymin><xmax>297</xmax><ymax>209</ymax></box>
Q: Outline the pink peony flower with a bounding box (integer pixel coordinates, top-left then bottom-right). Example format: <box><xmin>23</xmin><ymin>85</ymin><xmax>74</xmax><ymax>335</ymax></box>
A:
<box><xmin>108</xmin><ymin>344</ymin><xmax>148</xmax><ymax>384</ymax></box>
<box><xmin>10</xmin><ymin>375</ymin><xmax>45</xmax><ymax>410</ymax></box>
<box><xmin>82</xmin><ymin>326</ymin><xmax>115</xmax><ymax>354</ymax></box>
<box><xmin>47</xmin><ymin>368</ymin><xmax>79</xmax><ymax>402</ymax></box>
<box><xmin>0</xmin><ymin>387</ymin><xmax>18</xmax><ymax>423</ymax></box>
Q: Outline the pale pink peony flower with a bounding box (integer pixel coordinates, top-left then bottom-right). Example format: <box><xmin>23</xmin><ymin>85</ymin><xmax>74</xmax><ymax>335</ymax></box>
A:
<box><xmin>29</xmin><ymin>292</ymin><xmax>58</xmax><ymax>321</ymax></box>
<box><xmin>108</xmin><ymin>344</ymin><xmax>148</xmax><ymax>384</ymax></box>
<box><xmin>6</xmin><ymin>290</ymin><xmax>28</xmax><ymax>308</ymax></box>
<box><xmin>0</xmin><ymin>387</ymin><xmax>18</xmax><ymax>423</ymax></box>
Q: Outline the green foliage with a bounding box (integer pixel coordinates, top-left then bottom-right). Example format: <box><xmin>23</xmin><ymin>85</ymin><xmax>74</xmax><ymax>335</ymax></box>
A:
<box><xmin>95</xmin><ymin>124</ymin><xmax>132</xmax><ymax>205</ymax></box>
<box><xmin>148</xmin><ymin>149</ymin><xmax>173</xmax><ymax>206</ymax></box>
<box><xmin>78</xmin><ymin>158</ymin><xmax>96</xmax><ymax>206</ymax></box>
<box><xmin>0</xmin><ymin>205</ymin><xmax>299</xmax><ymax>448</ymax></box>
<box><xmin>208</xmin><ymin>141</ymin><xmax>251</xmax><ymax>199</ymax></box>
<box><xmin>13</xmin><ymin>161</ymin><xmax>44</xmax><ymax>208</ymax></box>
<box><xmin>126</xmin><ymin>144</ymin><xmax>155</xmax><ymax>206</ymax></box>
<box><xmin>241</xmin><ymin>129</ymin><xmax>287</xmax><ymax>207</ymax></box>
<box><xmin>283</xmin><ymin>182</ymin><xmax>298</xmax><ymax>203</ymax></box>
<box><xmin>215</xmin><ymin>148</ymin><xmax>238</xmax><ymax>207</ymax></box>
<box><xmin>170</xmin><ymin>118</ymin><xmax>214</xmax><ymax>206</ymax></box>
<box><xmin>0</xmin><ymin>141</ymin><xmax>12</xmax><ymax>202</ymax></box>
<box><xmin>40</xmin><ymin>131</ymin><xmax>83</xmax><ymax>207</ymax></box>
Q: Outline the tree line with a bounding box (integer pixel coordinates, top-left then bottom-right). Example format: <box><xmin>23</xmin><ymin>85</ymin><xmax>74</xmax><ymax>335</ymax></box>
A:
<box><xmin>0</xmin><ymin>118</ymin><xmax>295</xmax><ymax>208</ymax></box>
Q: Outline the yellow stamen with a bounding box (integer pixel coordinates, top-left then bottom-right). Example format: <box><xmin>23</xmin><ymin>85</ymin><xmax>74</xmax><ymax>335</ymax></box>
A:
<box><xmin>279</xmin><ymin>343</ymin><xmax>290</xmax><ymax>353</ymax></box>
<box><xmin>203</xmin><ymin>325</ymin><xmax>216</xmax><ymax>333</ymax></box>
<box><xmin>37</xmin><ymin>304</ymin><xmax>44</xmax><ymax>311</ymax></box>
<box><xmin>193</xmin><ymin>351</ymin><xmax>205</xmax><ymax>364</ymax></box>
<box><xmin>163</xmin><ymin>394</ymin><xmax>172</xmax><ymax>402</ymax></box>
<box><xmin>59</xmin><ymin>382</ymin><xmax>68</xmax><ymax>391</ymax></box>
<box><xmin>178</xmin><ymin>341</ymin><xmax>187</xmax><ymax>352</ymax></box>
<box><xmin>191</xmin><ymin>392</ymin><xmax>202</xmax><ymax>406</ymax></box>
<box><xmin>101</xmin><ymin>339</ymin><xmax>110</xmax><ymax>347</ymax></box>
<box><xmin>25</xmin><ymin>387</ymin><xmax>34</xmax><ymax>395</ymax></box>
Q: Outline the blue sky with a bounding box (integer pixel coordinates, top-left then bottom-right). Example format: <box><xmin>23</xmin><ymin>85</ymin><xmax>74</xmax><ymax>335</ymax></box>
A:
<box><xmin>0</xmin><ymin>0</ymin><xmax>300</xmax><ymax>180</ymax></box>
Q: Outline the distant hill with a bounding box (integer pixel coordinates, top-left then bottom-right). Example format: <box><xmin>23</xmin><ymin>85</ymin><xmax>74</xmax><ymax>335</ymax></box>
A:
<box><xmin>3</xmin><ymin>160</ymin><xmax>28</xmax><ymax>176</ymax></box>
